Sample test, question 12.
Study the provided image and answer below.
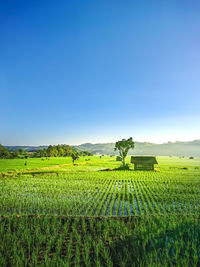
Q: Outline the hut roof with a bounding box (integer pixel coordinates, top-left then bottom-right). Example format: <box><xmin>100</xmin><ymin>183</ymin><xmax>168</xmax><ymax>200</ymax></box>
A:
<box><xmin>131</xmin><ymin>156</ymin><xmax>158</xmax><ymax>164</ymax></box>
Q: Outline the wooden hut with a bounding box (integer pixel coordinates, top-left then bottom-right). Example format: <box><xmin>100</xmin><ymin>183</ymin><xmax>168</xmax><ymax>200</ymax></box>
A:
<box><xmin>131</xmin><ymin>156</ymin><xmax>158</xmax><ymax>170</ymax></box>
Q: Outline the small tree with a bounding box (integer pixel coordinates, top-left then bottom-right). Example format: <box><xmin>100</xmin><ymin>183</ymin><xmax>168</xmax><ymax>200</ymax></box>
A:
<box><xmin>114</xmin><ymin>137</ymin><xmax>135</xmax><ymax>167</ymax></box>
<box><xmin>71</xmin><ymin>151</ymin><xmax>79</xmax><ymax>165</ymax></box>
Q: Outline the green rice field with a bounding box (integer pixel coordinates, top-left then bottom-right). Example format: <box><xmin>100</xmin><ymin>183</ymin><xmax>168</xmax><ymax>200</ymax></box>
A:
<box><xmin>0</xmin><ymin>156</ymin><xmax>200</xmax><ymax>266</ymax></box>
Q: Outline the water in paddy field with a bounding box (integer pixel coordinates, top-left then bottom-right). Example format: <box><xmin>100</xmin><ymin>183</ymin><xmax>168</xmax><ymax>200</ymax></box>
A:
<box><xmin>124</xmin><ymin>200</ymin><xmax>128</xmax><ymax>215</ymax></box>
<box><xmin>112</xmin><ymin>198</ymin><xmax>118</xmax><ymax>215</ymax></box>
<box><xmin>117</xmin><ymin>200</ymin><xmax>122</xmax><ymax>216</ymax></box>
<box><xmin>2</xmin><ymin>179</ymin><xmax>200</xmax><ymax>217</ymax></box>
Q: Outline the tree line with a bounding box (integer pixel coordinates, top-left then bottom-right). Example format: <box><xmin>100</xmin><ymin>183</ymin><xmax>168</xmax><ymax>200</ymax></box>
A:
<box><xmin>0</xmin><ymin>144</ymin><xmax>92</xmax><ymax>159</ymax></box>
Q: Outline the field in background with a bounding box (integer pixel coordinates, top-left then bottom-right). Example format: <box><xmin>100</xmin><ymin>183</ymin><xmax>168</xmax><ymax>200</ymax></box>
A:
<box><xmin>0</xmin><ymin>156</ymin><xmax>200</xmax><ymax>266</ymax></box>
<box><xmin>0</xmin><ymin>155</ymin><xmax>200</xmax><ymax>173</ymax></box>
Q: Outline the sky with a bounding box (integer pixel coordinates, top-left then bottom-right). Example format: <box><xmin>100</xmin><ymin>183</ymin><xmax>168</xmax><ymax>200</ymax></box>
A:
<box><xmin>1</xmin><ymin>0</ymin><xmax>200</xmax><ymax>145</ymax></box>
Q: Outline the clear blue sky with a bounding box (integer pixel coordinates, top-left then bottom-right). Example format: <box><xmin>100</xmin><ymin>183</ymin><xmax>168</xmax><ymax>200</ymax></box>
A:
<box><xmin>1</xmin><ymin>0</ymin><xmax>200</xmax><ymax>145</ymax></box>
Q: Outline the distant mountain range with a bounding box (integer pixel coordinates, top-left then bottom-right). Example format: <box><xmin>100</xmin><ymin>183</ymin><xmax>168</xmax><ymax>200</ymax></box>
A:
<box><xmin>6</xmin><ymin>146</ymin><xmax>48</xmax><ymax>152</ymax></box>
<box><xmin>5</xmin><ymin>140</ymin><xmax>200</xmax><ymax>156</ymax></box>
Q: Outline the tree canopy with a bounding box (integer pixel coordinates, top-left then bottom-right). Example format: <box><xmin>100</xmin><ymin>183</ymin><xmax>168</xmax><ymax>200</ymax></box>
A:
<box><xmin>33</xmin><ymin>145</ymin><xmax>92</xmax><ymax>158</ymax></box>
<box><xmin>0</xmin><ymin>144</ymin><xmax>10</xmax><ymax>159</ymax></box>
<box><xmin>0</xmin><ymin>144</ymin><xmax>92</xmax><ymax>159</ymax></box>
<box><xmin>114</xmin><ymin>137</ymin><xmax>135</xmax><ymax>167</ymax></box>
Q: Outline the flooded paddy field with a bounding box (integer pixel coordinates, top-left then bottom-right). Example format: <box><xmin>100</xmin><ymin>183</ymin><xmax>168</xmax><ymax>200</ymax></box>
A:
<box><xmin>0</xmin><ymin>157</ymin><xmax>200</xmax><ymax>266</ymax></box>
<box><xmin>1</xmin><ymin>171</ymin><xmax>200</xmax><ymax>216</ymax></box>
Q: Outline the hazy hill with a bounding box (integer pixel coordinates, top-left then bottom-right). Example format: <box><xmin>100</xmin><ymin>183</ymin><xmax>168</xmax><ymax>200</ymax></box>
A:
<box><xmin>5</xmin><ymin>140</ymin><xmax>200</xmax><ymax>156</ymax></box>
<box><xmin>75</xmin><ymin>140</ymin><xmax>200</xmax><ymax>157</ymax></box>
<box><xmin>5</xmin><ymin>146</ymin><xmax>48</xmax><ymax>152</ymax></box>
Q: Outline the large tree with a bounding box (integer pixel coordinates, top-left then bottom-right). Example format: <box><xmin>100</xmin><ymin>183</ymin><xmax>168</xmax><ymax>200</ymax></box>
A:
<box><xmin>0</xmin><ymin>144</ymin><xmax>10</xmax><ymax>159</ymax></box>
<box><xmin>114</xmin><ymin>137</ymin><xmax>135</xmax><ymax>167</ymax></box>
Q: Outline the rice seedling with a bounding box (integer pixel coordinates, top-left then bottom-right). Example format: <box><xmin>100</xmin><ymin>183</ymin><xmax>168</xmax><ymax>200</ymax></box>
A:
<box><xmin>0</xmin><ymin>156</ymin><xmax>200</xmax><ymax>265</ymax></box>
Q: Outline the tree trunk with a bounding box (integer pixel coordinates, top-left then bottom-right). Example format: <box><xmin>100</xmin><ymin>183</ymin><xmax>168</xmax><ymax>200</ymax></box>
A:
<box><xmin>122</xmin><ymin>157</ymin><xmax>125</xmax><ymax>167</ymax></box>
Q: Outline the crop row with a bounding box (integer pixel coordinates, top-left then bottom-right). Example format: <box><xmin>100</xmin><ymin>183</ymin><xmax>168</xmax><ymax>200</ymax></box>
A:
<box><xmin>0</xmin><ymin>171</ymin><xmax>200</xmax><ymax>216</ymax></box>
<box><xmin>0</xmin><ymin>215</ymin><xmax>199</xmax><ymax>266</ymax></box>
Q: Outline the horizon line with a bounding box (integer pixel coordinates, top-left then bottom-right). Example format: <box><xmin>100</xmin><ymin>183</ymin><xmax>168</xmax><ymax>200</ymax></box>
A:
<box><xmin>2</xmin><ymin>139</ymin><xmax>200</xmax><ymax>147</ymax></box>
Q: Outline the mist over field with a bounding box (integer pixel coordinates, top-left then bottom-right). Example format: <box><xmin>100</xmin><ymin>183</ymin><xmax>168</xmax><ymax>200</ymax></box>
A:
<box><xmin>75</xmin><ymin>140</ymin><xmax>200</xmax><ymax>156</ymax></box>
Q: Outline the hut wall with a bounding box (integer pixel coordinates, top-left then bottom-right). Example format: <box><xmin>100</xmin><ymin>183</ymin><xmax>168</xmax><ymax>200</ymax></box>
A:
<box><xmin>134</xmin><ymin>163</ymin><xmax>154</xmax><ymax>170</ymax></box>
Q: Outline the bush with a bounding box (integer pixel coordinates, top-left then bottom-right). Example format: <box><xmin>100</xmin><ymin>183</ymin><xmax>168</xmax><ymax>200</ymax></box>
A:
<box><xmin>115</xmin><ymin>164</ymin><xmax>130</xmax><ymax>171</ymax></box>
<box><xmin>116</xmin><ymin>156</ymin><xmax>122</xmax><ymax>161</ymax></box>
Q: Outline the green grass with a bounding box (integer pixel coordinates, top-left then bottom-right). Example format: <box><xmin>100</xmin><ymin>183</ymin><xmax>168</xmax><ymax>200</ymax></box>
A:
<box><xmin>0</xmin><ymin>156</ymin><xmax>200</xmax><ymax>266</ymax></box>
<box><xmin>0</xmin><ymin>157</ymin><xmax>73</xmax><ymax>172</ymax></box>
<box><xmin>0</xmin><ymin>155</ymin><xmax>199</xmax><ymax>173</ymax></box>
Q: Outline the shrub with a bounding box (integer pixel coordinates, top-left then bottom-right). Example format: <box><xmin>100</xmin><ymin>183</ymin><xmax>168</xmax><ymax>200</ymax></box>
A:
<box><xmin>116</xmin><ymin>156</ymin><xmax>122</xmax><ymax>161</ymax></box>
